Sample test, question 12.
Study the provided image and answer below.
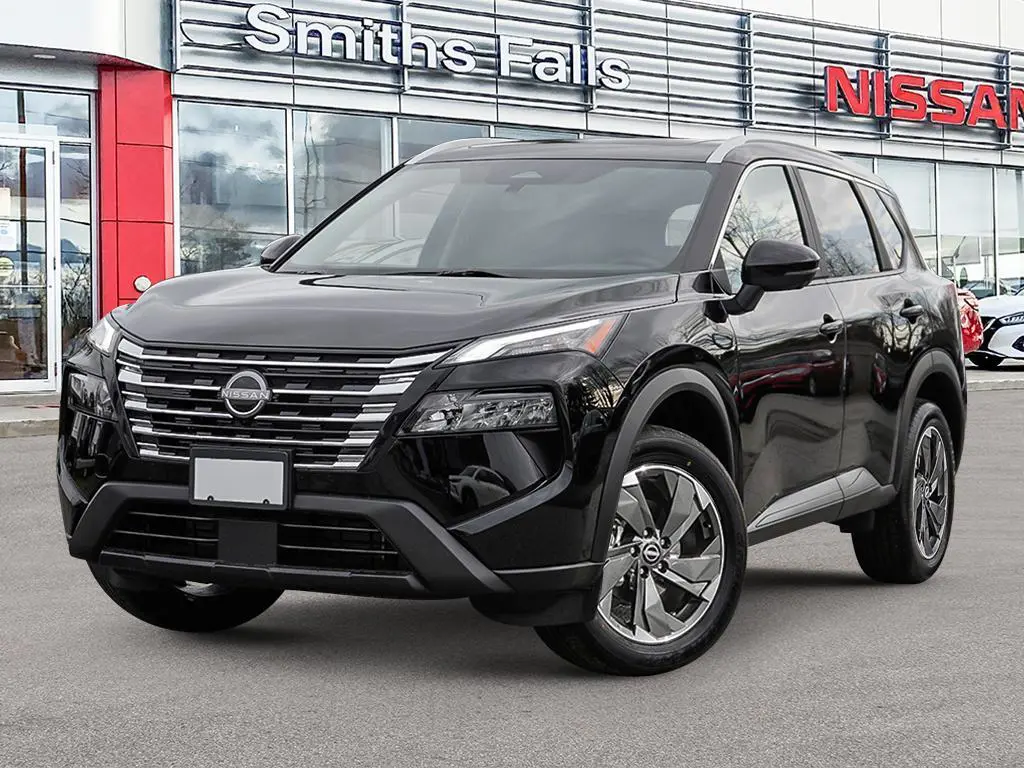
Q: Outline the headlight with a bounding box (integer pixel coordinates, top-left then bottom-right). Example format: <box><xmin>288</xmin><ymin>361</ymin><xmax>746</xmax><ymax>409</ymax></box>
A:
<box><xmin>403</xmin><ymin>390</ymin><xmax>557</xmax><ymax>434</ymax></box>
<box><xmin>86</xmin><ymin>315</ymin><xmax>119</xmax><ymax>356</ymax></box>
<box><xmin>443</xmin><ymin>316</ymin><xmax>622</xmax><ymax>366</ymax></box>
<box><xmin>1000</xmin><ymin>312</ymin><xmax>1024</xmax><ymax>326</ymax></box>
<box><xmin>68</xmin><ymin>372</ymin><xmax>114</xmax><ymax>420</ymax></box>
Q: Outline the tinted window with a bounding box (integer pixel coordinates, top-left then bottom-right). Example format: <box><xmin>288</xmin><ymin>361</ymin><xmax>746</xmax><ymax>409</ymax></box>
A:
<box><xmin>861</xmin><ymin>187</ymin><xmax>905</xmax><ymax>269</ymax></box>
<box><xmin>801</xmin><ymin>171</ymin><xmax>880</xmax><ymax>278</ymax></box>
<box><xmin>718</xmin><ymin>166</ymin><xmax>805</xmax><ymax>293</ymax></box>
<box><xmin>282</xmin><ymin>160</ymin><xmax>714</xmax><ymax>277</ymax></box>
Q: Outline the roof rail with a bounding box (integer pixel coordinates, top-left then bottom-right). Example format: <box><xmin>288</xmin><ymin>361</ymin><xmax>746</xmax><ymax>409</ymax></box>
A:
<box><xmin>405</xmin><ymin>137</ymin><xmax>509</xmax><ymax>165</ymax></box>
<box><xmin>705</xmin><ymin>134</ymin><xmax>753</xmax><ymax>164</ymax></box>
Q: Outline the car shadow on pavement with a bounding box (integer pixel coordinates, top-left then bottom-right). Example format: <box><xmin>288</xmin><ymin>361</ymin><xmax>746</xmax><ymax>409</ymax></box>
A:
<box><xmin>150</xmin><ymin>565</ymin><xmax>889</xmax><ymax>680</ymax></box>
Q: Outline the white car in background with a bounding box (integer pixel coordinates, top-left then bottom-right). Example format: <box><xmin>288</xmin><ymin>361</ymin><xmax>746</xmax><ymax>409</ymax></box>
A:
<box><xmin>972</xmin><ymin>287</ymin><xmax>1024</xmax><ymax>368</ymax></box>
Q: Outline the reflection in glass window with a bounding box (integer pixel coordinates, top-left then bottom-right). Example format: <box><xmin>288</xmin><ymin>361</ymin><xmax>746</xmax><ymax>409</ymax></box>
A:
<box><xmin>876</xmin><ymin>159</ymin><xmax>937</xmax><ymax>271</ymax></box>
<box><xmin>60</xmin><ymin>145</ymin><xmax>92</xmax><ymax>352</ymax></box>
<box><xmin>996</xmin><ymin>169</ymin><xmax>1024</xmax><ymax>296</ymax></box>
<box><xmin>844</xmin><ymin>156</ymin><xmax>875</xmax><ymax>172</ymax></box>
<box><xmin>294</xmin><ymin>111</ymin><xmax>388</xmax><ymax>234</ymax></box>
<box><xmin>801</xmin><ymin>170</ymin><xmax>880</xmax><ymax>278</ymax></box>
<box><xmin>397</xmin><ymin>119</ymin><xmax>488</xmax><ymax>163</ymax></box>
<box><xmin>493</xmin><ymin>126</ymin><xmax>578</xmax><ymax>140</ymax></box>
<box><xmin>0</xmin><ymin>88</ymin><xmax>90</xmax><ymax>138</ymax></box>
<box><xmin>938</xmin><ymin>164</ymin><xmax>994</xmax><ymax>290</ymax></box>
<box><xmin>718</xmin><ymin>166</ymin><xmax>805</xmax><ymax>293</ymax></box>
<box><xmin>0</xmin><ymin>146</ymin><xmax>49</xmax><ymax>381</ymax></box>
<box><xmin>178</xmin><ymin>102</ymin><xmax>288</xmax><ymax>273</ymax></box>
<box><xmin>861</xmin><ymin>187</ymin><xmax>904</xmax><ymax>270</ymax></box>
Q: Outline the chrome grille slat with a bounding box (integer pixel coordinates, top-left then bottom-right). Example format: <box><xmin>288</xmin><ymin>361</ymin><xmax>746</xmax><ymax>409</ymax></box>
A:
<box><xmin>116</xmin><ymin>339</ymin><xmax>447</xmax><ymax>471</ymax></box>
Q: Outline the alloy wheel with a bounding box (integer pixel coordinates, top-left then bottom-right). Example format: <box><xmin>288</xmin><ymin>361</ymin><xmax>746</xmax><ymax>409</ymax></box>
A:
<box><xmin>596</xmin><ymin>463</ymin><xmax>725</xmax><ymax>645</ymax></box>
<box><xmin>912</xmin><ymin>425</ymin><xmax>949</xmax><ymax>560</ymax></box>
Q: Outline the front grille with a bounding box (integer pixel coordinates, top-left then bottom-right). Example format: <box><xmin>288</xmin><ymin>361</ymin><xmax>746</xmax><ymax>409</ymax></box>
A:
<box><xmin>115</xmin><ymin>339</ymin><xmax>447</xmax><ymax>470</ymax></box>
<box><xmin>106</xmin><ymin>508</ymin><xmax>411</xmax><ymax>574</ymax></box>
<box><xmin>106</xmin><ymin>509</ymin><xmax>219</xmax><ymax>560</ymax></box>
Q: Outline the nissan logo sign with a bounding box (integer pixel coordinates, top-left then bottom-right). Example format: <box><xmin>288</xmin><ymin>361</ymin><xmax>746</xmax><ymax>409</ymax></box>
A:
<box><xmin>220</xmin><ymin>370</ymin><xmax>273</xmax><ymax>419</ymax></box>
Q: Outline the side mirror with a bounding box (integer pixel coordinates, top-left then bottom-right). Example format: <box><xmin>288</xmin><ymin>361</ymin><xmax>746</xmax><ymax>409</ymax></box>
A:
<box><xmin>722</xmin><ymin>240</ymin><xmax>820</xmax><ymax>315</ymax></box>
<box><xmin>260</xmin><ymin>234</ymin><xmax>303</xmax><ymax>268</ymax></box>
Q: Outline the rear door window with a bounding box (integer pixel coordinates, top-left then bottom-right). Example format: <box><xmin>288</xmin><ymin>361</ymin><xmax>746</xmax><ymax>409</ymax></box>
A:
<box><xmin>860</xmin><ymin>186</ymin><xmax>905</xmax><ymax>270</ymax></box>
<box><xmin>799</xmin><ymin>170</ymin><xmax>881</xmax><ymax>279</ymax></box>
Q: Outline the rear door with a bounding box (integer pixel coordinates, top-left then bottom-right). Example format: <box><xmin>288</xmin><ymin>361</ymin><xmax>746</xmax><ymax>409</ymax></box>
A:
<box><xmin>793</xmin><ymin>169</ymin><xmax>913</xmax><ymax>490</ymax></box>
<box><xmin>720</xmin><ymin>165</ymin><xmax>846</xmax><ymax>523</ymax></box>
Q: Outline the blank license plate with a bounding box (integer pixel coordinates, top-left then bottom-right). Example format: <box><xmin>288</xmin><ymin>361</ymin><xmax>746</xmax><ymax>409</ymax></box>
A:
<box><xmin>190</xmin><ymin>449</ymin><xmax>290</xmax><ymax>510</ymax></box>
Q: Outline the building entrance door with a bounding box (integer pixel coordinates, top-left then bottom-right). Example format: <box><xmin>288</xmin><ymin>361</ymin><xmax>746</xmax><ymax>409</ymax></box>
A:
<box><xmin>0</xmin><ymin>135</ymin><xmax>60</xmax><ymax>393</ymax></box>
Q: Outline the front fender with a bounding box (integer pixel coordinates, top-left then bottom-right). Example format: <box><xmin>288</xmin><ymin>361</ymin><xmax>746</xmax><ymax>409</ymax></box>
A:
<box><xmin>590</xmin><ymin>364</ymin><xmax>739</xmax><ymax>566</ymax></box>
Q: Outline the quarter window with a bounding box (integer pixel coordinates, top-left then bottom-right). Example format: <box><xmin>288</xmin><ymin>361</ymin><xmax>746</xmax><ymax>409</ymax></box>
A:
<box><xmin>861</xmin><ymin>186</ymin><xmax>905</xmax><ymax>269</ymax></box>
<box><xmin>800</xmin><ymin>171</ymin><xmax>881</xmax><ymax>278</ymax></box>
<box><xmin>718</xmin><ymin>166</ymin><xmax>805</xmax><ymax>293</ymax></box>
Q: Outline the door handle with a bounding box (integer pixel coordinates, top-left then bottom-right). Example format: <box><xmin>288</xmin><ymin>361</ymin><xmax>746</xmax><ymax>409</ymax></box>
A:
<box><xmin>819</xmin><ymin>315</ymin><xmax>844</xmax><ymax>340</ymax></box>
<box><xmin>900</xmin><ymin>301</ymin><xmax>925</xmax><ymax>320</ymax></box>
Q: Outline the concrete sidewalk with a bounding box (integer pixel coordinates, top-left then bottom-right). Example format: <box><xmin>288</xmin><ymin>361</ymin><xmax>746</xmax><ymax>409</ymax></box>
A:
<box><xmin>3</xmin><ymin>365</ymin><xmax>1024</xmax><ymax>439</ymax></box>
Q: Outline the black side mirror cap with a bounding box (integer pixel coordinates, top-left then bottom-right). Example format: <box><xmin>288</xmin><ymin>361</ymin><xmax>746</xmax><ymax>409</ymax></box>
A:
<box><xmin>723</xmin><ymin>240</ymin><xmax>820</xmax><ymax>315</ymax></box>
<box><xmin>260</xmin><ymin>234</ymin><xmax>303</xmax><ymax>268</ymax></box>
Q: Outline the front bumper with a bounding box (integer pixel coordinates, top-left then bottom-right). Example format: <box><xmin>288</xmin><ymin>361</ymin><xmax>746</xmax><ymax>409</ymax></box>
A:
<box><xmin>978</xmin><ymin>322</ymin><xmax>1024</xmax><ymax>359</ymax></box>
<box><xmin>59</xmin><ymin>456</ymin><xmax>601</xmax><ymax>604</ymax></box>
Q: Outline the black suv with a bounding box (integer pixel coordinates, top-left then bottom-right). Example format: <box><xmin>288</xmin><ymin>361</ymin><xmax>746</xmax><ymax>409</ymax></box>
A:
<box><xmin>58</xmin><ymin>137</ymin><xmax>966</xmax><ymax>675</ymax></box>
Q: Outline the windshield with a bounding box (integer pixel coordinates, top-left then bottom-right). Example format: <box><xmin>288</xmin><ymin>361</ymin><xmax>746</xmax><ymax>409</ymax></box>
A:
<box><xmin>277</xmin><ymin>159</ymin><xmax>714</xmax><ymax>277</ymax></box>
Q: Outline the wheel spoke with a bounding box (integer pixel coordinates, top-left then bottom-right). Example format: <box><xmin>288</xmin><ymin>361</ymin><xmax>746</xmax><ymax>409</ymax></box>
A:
<box><xmin>925</xmin><ymin>499</ymin><xmax>946</xmax><ymax>535</ymax></box>
<box><xmin>616</xmin><ymin>485</ymin><xmax>651</xmax><ymax>537</ymax></box>
<box><xmin>928</xmin><ymin>443</ymin><xmax>946</xmax><ymax>490</ymax></box>
<box><xmin>640</xmin><ymin>575</ymin><xmax>686</xmax><ymax>636</ymax></box>
<box><xmin>656</xmin><ymin>566</ymin><xmax>706</xmax><ymax>599</ymax></box>
<box><xmin>668</xmin><ymin>554</ymin><xmax>721</xmax><ymax>583</ymax></box>
<box><xmin>916</xmin><ymin>502</ymin><xmax>929</xmax><ymax>543</ymax></box>
<box><xmin>599</xmin><ymin>552</ymin><xmax>637</xmax><ymax>599</ymax></box>
<box><xmin>632</xmin><ymin>563</ymin><xmax>648</xmax><ymax>632</ymax></box>
<box><xmin>662</xmin><ymin>475</ymin><xmax>702</xmax><ymax>545</ymax></box>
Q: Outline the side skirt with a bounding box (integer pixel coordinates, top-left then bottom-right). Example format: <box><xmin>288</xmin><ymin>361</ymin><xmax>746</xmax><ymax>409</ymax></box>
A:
<box><xmin>746</xmin><ymin>468</ymin><xmax>895</xmax><ymax>545</ymax></box>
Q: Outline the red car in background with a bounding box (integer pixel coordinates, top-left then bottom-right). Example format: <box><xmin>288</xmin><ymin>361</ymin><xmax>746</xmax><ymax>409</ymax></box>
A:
<box><xmin>959</xmin><ymin>289</ymin><xmax>983</xmax><ymax>355</ymax></box>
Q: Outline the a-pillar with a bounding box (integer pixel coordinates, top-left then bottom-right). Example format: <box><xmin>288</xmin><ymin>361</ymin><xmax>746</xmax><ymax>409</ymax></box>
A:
<box><xmin>97</xmin><ymin>66</ymin><xmax>174</xmax><ymax>315</ymax></box>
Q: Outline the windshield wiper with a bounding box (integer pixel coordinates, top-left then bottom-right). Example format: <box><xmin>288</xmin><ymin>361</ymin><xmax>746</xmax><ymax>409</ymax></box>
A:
<box><xmin>433</xmin><ymin>269</ymin><xmax>515</xmax><ymax>278</ymax></box>
<box><xmin>382</xmin><ymin>269</ymin><xmax>515</xmax><ymax>278</ymax></box>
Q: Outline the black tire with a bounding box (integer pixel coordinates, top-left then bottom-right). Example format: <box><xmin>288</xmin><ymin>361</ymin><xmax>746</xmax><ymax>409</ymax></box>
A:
<box><xmin>536</xmin><ymin>426</ymin><xmax>747</xmax><ymax>676</ymax></box>
<box><xmin>89</xmin><ymin>564</ymin><xmax>283</xmax><ymax>632</ymax></box>
<box><xmin>851</xmin><ymin>401</ymin><xmax>955</xmax><ymax>584</ymax></box>
<box><xmin>969</xmin><ymin>354</ymin><xmax>1002</xmax><ymax>370</ymax></box>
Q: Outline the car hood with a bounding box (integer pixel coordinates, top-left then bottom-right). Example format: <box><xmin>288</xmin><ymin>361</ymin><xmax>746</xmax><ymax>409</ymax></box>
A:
<box><xmin>114</xmin><ymin>268</ymin><xmax>680</xmax><ymax>350</ymax></box>
<box><xmin>976</xmin><ymin>294</ymin><xmax>1024</xmax><ymax>318</ymax></box>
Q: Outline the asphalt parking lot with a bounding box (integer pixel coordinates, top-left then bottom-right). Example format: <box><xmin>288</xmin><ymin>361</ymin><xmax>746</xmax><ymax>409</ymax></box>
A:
<box><xmin>2</xmin><ymin>391</ymin><xmax>1023</xmax><ymax>768</ymax></box>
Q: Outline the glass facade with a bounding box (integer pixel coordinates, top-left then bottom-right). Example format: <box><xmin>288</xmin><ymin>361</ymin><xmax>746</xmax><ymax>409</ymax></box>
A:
<box><xmin>174</xmin><ymin>101</ymin><xmax>1024</xmax><ymax>294</ymax></box>
<box><xmin>0</xmin><ymin>86</ymin><xmax>93</xmax><ymax>355</ymax></box>
<box><xmin>178</xmin><ymin>102</ymin><xmax>288</xmax><ymax>274</ymax></box>
<box><xmin>177</xmin><ymin>102</ymin><xmax>586</xmax><ymax>273</ymax></box>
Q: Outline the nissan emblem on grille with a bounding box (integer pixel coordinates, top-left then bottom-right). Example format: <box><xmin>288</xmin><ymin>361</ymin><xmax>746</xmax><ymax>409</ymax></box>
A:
<box><xmin>220</xmin><ymin>370</ymin><xmax>273</xmax><ymax>418</ymax></box>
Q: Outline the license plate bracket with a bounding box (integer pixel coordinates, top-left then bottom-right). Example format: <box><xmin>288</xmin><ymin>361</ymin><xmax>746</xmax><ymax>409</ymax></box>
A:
<box><xmin>189</xmin><ymin>447</ymin><xmax>291</xmax><ymax>511</ymax></box>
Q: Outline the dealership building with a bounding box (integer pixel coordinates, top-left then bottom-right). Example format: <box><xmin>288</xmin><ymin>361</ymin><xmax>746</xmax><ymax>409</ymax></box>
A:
<box><xmin>3</xmin><ymin>0</ymin><xmax>1024</xmax><ymax>393</ymax></box>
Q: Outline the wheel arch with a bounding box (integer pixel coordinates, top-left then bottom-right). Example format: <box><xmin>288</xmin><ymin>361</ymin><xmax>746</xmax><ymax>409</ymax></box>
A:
<box><xmin>592</xmin><ymin>361</ymin><xmax>740</xmax><ymax>564</ymax></box>
<box><xmin>891</xmin><ymin>349</ymin><xmax>966</xmax><ymax>490</ymax></box>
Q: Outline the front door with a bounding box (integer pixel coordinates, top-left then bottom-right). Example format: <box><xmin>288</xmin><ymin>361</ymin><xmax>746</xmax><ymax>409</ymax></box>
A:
<box><xmin>714</xmin><ymin>164</ymin><xmax>846</xmax><ymax>523</ymax></box>
<box><xmin>0</xmin><ymin>136</ymin><xmax>59</xmax><ymax>393</ymax></box>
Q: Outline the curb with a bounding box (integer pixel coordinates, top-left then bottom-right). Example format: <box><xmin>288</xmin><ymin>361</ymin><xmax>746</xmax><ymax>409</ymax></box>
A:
<box><xmin>0</xmin><ymin>418</ymin><xmax>59</xmax><ymax>439</ymax></box>
<box><xmin>967</xmin><ymin>379</ymin><xmax>1024</xmax><ymax>392</ymax></box>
